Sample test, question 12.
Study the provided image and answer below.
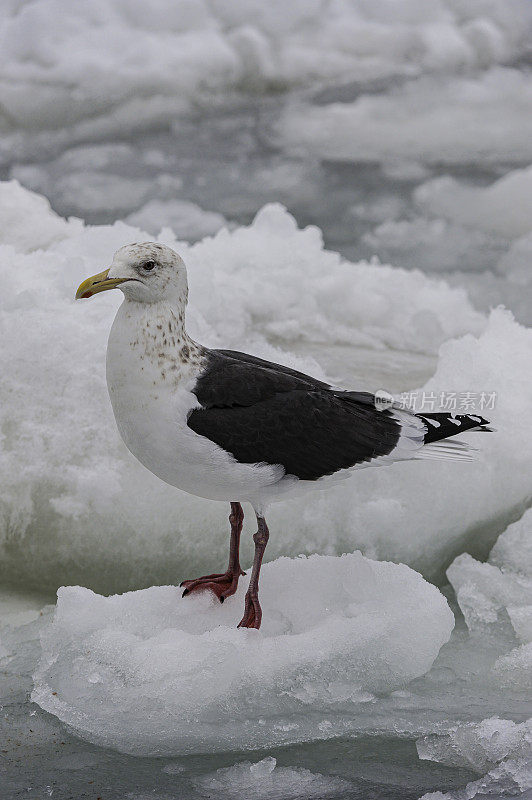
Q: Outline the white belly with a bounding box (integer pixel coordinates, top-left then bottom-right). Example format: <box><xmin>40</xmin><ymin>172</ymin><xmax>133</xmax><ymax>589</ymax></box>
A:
<box><xmin>105</xmin><ymin>301</ymin><xmax>284</xmax><ymax>504</ymax></box>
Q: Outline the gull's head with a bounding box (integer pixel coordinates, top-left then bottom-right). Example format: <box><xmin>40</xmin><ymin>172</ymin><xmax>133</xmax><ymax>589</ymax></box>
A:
<box><xmin>76</xmin><ymin>242</ymin><xmax>188</xmax><ymax>305</ymax></box>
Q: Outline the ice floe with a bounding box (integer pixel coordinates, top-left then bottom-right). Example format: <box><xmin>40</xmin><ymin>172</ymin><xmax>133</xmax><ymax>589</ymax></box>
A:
<box><xmin>31</xmin><ymin>552</ymin><xmax>454</xmax><ymax>755</ymax></box>
<box><xmin>192</xmin><ymin>756</ymin><xmax>352</xmax><ymax>799</ymax></box>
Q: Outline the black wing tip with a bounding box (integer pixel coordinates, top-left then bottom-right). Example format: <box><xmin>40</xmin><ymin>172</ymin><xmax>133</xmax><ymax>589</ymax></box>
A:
<box><xmin>416</xmin><ymin>412</ymin><xmax>494</xmax><ymax>445</ymax></box>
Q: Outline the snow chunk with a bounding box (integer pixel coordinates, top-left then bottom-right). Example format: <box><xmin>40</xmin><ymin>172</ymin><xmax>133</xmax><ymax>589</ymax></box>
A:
<box><xmin>363</xmin><ymin>165</ymin><xmax>532</xmax><ymax>282</ymax></box>
<box><xmin>193</xmin><ymin>756</ymin><xmax>351</xmax><ymax>799</ymax></box>
<box><xmin>126</xmin><ymin>199</ymin><xmax>229</xmax><ymax>240</ymax></box>
<box><xmin>50</xmin><ymin>173</ymin><xmax>154</xmax><ymax>217</ymax></box>
<box><xmin>0</xmin><ymin>180</ymin><xmax>82</xmax><ymax>252</ymax></box>
<box><xmin>186</xmin><ymin>202</ymin><xmax>484</xmax><ymax>353</ymax></box>
<box><xmin>277</xmin><ymin>68</ymin><xmax>532</xmax><ymax>166</ymax></box>
<box><xmin>415</xmin><ymin>167</ymin><xmax>532</xmax><ymax>239</ymax></box>
<box><xmin>493</xmin><ymin>642</ymin><xmax>532</xmax><ymax>691</ymax></box>
<box><xmin>490</xmin><ymin>512</ymin><xmax>532</xmax><ymax>578</ymax></box>
<box><xmin>31</xmin><ymin>553</ymin><xmax>454</xmax><ymax>755</ymax></box>
<box><xmin>447</xmin><ymin>509</ymin><xmax>532</xmax><ymax>691</ymax></box>
<box><xmin>364</xmin><ymin>216</ymin><xmax>504</xmax><ymax>274</ymax></box>
<box><xmin>497</xmin><ymin>232</ymin><xmax>532</xmax><ymax>286</ymax></box>
<box><xmin>2</xmin><ymin>180</ymin><xmax>516</xmax><ymax>596</ymax></box>
<box><xmin>364</xmin><ymin>164</ymin><xmax>532</xmax><ymax>288</ymax></box>
<box><xmin>418</xmin><ymin>717</ymin><xmax>532</xmax><ymax>799</ymax></box>
<box><xmin>447</xmin><ymin>509</ymin><xmax>532</xmax><ymax>643</ymax></box>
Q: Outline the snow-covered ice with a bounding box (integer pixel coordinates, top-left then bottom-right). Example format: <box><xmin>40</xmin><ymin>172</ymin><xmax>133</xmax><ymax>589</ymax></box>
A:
<box><xmin>1</xmin><ymin>1</ymin><xmax>529</xmax><ymax>153</ymax></box>
<box><xmin>31</xmin><ymin>552</ymin><xmax>454</xmax><ymax>755</ymax></box>
<box><xmin>2</xmin><ymin>514</ymin><xmax>530</xmax><ymax>795</ymax></box>
<box><xmin>183</xmin><ymin>200</ymin><xmax>485</xmax><ymax>354</ymax></box>
<box><xmin>1</xmin><ymin>180</ymin><xmax>531</xmax><ymax>596</ymax></box>
<box><xmin>0</xmin><ymin>179</ymin><xmax>83</xmax><ymax>252</ymax></box>
<box><xmin>448</xmin><ymin>512</ymin><xmax>532</xmax><ymax>645</ymax></box>
<box><xmin>2</xmin><ymin>2</ymin><xmax>530</xmax><ymax>345</ymax></box>
<box><xmin>365</xmin><ymin>166</ymin><xmax>532</xmax><ymax>279</ymax></box>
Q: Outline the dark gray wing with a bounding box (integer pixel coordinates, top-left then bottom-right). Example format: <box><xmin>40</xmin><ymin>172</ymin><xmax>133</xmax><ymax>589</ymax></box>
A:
<box><xmin>187</xmin><ymin>350</ymin><xmax>401</xmax><ymax>481</ymax></box>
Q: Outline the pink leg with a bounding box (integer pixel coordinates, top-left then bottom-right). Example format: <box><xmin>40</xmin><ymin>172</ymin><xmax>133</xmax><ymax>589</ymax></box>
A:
<box><xmin>238</xmin><ymin>516</ymin><xmax>269</xmax><ymax>629</ymax></box>
<box><xmin>181</xmin><ymin>502</ymin><xmax>245</xmax><ymax>602</ymax></box>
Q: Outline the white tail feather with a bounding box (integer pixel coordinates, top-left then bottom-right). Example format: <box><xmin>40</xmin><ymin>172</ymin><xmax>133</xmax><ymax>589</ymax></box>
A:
<box><xmin>415</xmin><ymin>438</ymin><xmax>476</xmax><ymax>462</ymax></box>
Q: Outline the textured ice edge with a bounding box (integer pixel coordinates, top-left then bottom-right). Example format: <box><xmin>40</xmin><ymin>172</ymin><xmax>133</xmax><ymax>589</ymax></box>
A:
<box><xmin>32</xmin><ymin>552</ymin><xmax>454</xmax><ymax>756</ymax></box>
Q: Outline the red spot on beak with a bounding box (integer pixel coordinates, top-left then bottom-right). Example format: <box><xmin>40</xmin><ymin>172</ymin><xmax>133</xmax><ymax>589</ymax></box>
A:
<box><xmin>81</xmin><ymin>291</ymin><xmax>93</xmax><ymax>298</ymax></box>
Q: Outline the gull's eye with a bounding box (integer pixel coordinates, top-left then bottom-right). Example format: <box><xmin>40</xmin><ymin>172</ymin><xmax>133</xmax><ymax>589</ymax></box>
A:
<box><xmin>142</xmin><ymin>260</ymin><xmax>156</xmax><ymax>272</ymax></box>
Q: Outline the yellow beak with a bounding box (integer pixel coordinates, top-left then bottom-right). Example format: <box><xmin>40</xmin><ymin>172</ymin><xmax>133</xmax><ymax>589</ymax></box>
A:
<box><xmin>75</xmin><ymin>269</ymin><xmax>128</xmax><ymax>300</ymax></box>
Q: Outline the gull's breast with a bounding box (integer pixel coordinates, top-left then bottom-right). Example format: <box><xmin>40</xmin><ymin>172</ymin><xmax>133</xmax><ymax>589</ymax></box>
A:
<box><xmin>105</xmin><ymin>303</ymin><xmax>282</xmax><ymax>502</ymax></box>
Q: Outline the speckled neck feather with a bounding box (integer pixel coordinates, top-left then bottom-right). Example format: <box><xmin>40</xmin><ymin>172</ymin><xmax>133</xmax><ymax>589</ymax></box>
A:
<box><xmin>123</xmin><ymin>299</ymin><xmax>205</xmax><ymax>385</ymax></box>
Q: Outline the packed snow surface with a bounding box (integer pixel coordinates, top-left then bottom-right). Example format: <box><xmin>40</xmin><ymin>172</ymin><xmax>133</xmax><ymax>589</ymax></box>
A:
<box><xmin>1</xmin><ymin>180</ymin><xmax>531</xmax><ymax>595</ymax></box>
<box><xmin>31</xmin><ymin>552</ymin><xmax>454</xmax><ymax>755</ymax></box>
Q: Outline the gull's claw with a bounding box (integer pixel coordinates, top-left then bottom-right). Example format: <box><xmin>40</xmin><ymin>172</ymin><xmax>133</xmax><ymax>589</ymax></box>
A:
<box><xmin>180</xmin><ymin>570</ymin><xmax>245</xmax><ymax>602</ymax></box>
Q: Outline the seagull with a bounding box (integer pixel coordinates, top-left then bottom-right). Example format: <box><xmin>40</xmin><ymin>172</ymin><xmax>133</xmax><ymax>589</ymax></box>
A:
<box><xmin>76</xmin><ymin>242</ymin><xmax>492</xmax><ymax>629</ymax></box>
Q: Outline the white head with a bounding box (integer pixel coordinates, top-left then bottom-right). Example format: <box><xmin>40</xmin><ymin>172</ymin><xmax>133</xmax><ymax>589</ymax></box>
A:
<box><xmin>76</xmin><ymin>242</ymin><xmax>188</xmax><ymax>306</ymax></box>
